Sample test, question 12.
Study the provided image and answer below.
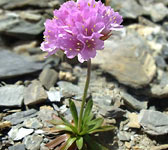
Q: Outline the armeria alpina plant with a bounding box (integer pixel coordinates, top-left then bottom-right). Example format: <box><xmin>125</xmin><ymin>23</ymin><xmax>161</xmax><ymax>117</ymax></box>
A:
<box><xmin>41</xmin><ymin>0</ymin><xmax>123</xmax><ymax>149</ymax></box>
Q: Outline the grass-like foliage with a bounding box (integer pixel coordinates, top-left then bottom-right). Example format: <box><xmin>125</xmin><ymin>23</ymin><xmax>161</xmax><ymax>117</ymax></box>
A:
<box><xmin>45</xmin><ymin>99</ymin><xmax>115</xmax><ymax>150</ymax></box>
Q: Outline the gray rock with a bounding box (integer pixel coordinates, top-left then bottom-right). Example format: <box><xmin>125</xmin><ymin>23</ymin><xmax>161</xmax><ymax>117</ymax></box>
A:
<box><xmin>4</xmin><ymin>109</ymin><xmax>37</xmax><ymax>125</ymax></box>
<box><xmin>144</xmin><ymin>3</ymin><xmax>168</xmax><ymax>22</ymax></box>
<box><xmin>23</xmin><ymin>118</ymin><xmax>43</xmax><ymax>129</ymax></box>
<box><xmin>39</xmin><ymin>68</ymin><xmax>58</xmax><ymax>90</ymax></box>
<box><xmin>0</xmin><ymin>85</ymin><xmax>24</xmax><ymax>107</ymax></box>
<box><xmin>121</xmin><ymin>92</ymin><xmax>148</xmax><ymax>111</ymax></box>
<box><xmin>6</xmin><ymin>19</ymin><xmax>45</xmax><ymax>39</ymax></box>
<box><xmin>92</xmin><ymin>33</ymin><xmax>156</xmax><ymax>89</ymax></box>
<box><xmin>58</xmin><ymin>81</ymin><xmax>90</xmax><ymax>100</ymax></box>
<box><xmin>47</xmin><ymin>87</ymin><xmax>62</xmax><ymax>102</ymax></box>
<box><xmin>155</xmin><ymin>56</ymin><xmax>167</xmax><ymax>69</ymax></box>
<box><xmin>105</xmin><ymin>107</ymin><xmax>126</xmax><ymax>119</ymax></box>
<box><xmin>24</xmin><ymin>80</ymin><xmax>47</xmax><ymax>106</ymax></box>
<box><xmin>163</xmin><ymin>22</ymin><xmax>168</xmax><ymax>32</ymax></box>
<box><xmin>8</xmin><ymin>127</ymin><xmax>34</xmax><ymax>141</ymax></box>
<box><xmin>8</xmin><ymin>144</ymin><xmax>25</xmax><ymax>150</ymax></box>
<box><xmin>138</xmin><ymin>109</ymin><xmax>168</xmax><ymax>135</ymax></box>
<box><xmin>38</xmin><ymin>108</ymin><xmax>58</xmax><ymax>127</ymax></box>
<box><xmin>0</xmin><ymin>50</ymin><xmax>43</xmax><ymax>79</ymax></box>
<box><xmin>150</xmin><ymin>84</ymin><xmax>168</xmax><ymax>98</ymax></box>
<box><xmin>23</xmin><ymin>135</ymin><xmax>43</xmax><ymax>150</ymax></box>
<box><xmin>109</xmin><ymin>0</ymin><xmax>146</xmax><ymax>19</ymax></box>
<box><xmin>117</xmin><ymin>131</ymin><xmax>131</xmax><ymax>141</ymax></box>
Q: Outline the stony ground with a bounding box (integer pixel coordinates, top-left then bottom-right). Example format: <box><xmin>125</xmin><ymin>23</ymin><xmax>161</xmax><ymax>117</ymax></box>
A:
<box><xmin>0</xmin><ymin>0</ymin><xmax>168</xmax><ymax>150</ymax></box>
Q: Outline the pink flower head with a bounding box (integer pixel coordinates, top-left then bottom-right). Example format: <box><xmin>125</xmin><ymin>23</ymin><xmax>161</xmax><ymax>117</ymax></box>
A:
<box><xmin>41</xmin><ymin>0</ymin><xmax>123</xmax><ymax>63</ymax></box>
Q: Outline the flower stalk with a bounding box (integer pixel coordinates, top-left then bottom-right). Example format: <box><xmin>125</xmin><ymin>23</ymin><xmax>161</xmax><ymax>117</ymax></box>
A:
<box><xmin>78</xmin><ymin>59</ymin><xmax>91</xmax><ymax>132</ymax></box>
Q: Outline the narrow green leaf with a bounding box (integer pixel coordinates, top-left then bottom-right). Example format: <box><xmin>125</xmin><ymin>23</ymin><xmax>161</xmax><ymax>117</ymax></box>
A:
<box><xmin>88</xmin><ymin>118</ymin><xmax>104</xmax><ymax>131</ymax></box>
<box><xmin>69</xmin><ymin>99</ymin><xmax>78</xmax><ymax>128</ymax></box>
<box><xmin>48</xmin><ymin>119</ymin><xmax>64</xmax><ymax>125</ymax></box>
<box><xmin>84</xmin><ymin>135</ymin><xmax>109</xmax><ymax>150</ymax></box>
<box><xmin>89</xmin><ymin>125</ymin><xmax>115</xmax><ymax>134</ymax></box>
<box><xmin>76</xmin><ymin>137</ymin><xmax>83</xmax><ymax>150</ymax></box>
<box><xmin>61</xmin><ymin>137</ymin><xmax>76</xmax><ymax>150</ymax></box>
<box><xmin>83</xmin><ymin>99</ymin><xmax>93</xmax><ymax>124</ymax></box>
<box><xmin>54</xmin><ymin>124</ymin><xmax>73</xmax><ymax>132</ymax></box>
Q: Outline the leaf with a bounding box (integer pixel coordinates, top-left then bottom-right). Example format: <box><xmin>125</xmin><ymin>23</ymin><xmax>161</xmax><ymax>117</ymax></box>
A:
<box><xmin>83</xmin><ymin>99</ymin><xmax>93</xmax><ymax>124</ymax></box>
<box><xmin>88</xmin><ymin>118</ymin><xmax>104</xmax><ymax>131</ymax></box>
<box><xmin>69</xmin><ymin>99</ymin><xmax>78</xmax><ymax>128</ymax></box>
<box><xmin>76</xmin><ymin>137</ymin><xmax>83</xmax><ymax>150</ymax></box>
<box><xmin>46</xmin><ymin>134</ymin><xmax>70</xmax><ymax>149</ymax></box>
<box><xmin>84</xmin><ymin>135</ymin><xmax>109</xmax><ymax>150</ymax></box>
<box><xmin>54</xmin><ymin>125</ymin><xmax>73</xmax><ymax>132</ymax></box>
<box><xmin>48</xmin><ymin>119</ymin><xmax>64</xmax><ymax>125</ymax></box>
<box><xmin>61</xmin><ymin>137</ymin><xmax>77</xmax><ymax>150</ymax></box>
<box><xmin>89</xmin><ymin>125</ymin><xmax>115</xmax><ymax>134</ymax></box>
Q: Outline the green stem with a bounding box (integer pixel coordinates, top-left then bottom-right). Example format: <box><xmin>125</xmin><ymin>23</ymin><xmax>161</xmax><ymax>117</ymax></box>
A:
<box><xmin>78</xmin><ymin>59</ymin><xmax>91</xmax><ymax>132</ymax></box>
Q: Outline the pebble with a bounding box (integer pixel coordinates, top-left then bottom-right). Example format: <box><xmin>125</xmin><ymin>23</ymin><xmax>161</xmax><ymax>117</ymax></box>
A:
<box><xmin>127</xmin><ymin>113</ymin><xmax>140</xmax><ymax>128</ymax></box>
<box><xmin>22</xmin><ymin>118</ymin><xmax>43</xmax><ymax>129</ymax></box>
<box><xmin>47</xmin><ymin>87</ymin><xmax>62</xmax><ymax>102</ymax></box>
<box><xmin>8</xmin><ymin>127</ymin><xmax>34</xmax><ymax>141</ymax></box>
<box><xmin>23</xmin><ymin>135</ymin><xmax>43</xmax><ymax>150</ymax></box>
<box><xmin>0</xmin><ymin>85</ymin><xmax>24</xmax><ymax>107</ymax></box>
<box><xmin>39</xmin><ymin>68</ymin><xmax>58</xmax><ymax>90</ymax></box>
<box><xmin>138</xmin><ymin>109</ymin><xmax>168</xmax><ymax>135</ymax></box>
<box><xmin>8</xmin><ymin>144</ymin><xmax>26</xmax><ymax>150</ymax></box>
<box><xmin>24</xmin><ymin>80</ymin><xmax>47</xmax><ymax>106</ymax></box>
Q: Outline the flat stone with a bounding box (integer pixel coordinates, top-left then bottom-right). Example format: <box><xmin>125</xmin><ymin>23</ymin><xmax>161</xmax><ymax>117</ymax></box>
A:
<box><xmin>92</xmin><ymin>33</ymin><xmax>156</xmax><ymax>89</ymax></box>
<box><xmin>6</xmin><ymin>19</ymin><xmax>45</xmax><ymax>39</ymax></box>
<box><xmin>57</xmin><ymin>81</ymin><xmax>90</xmax><ymax>100</ymax></box>
<box><xmin>138</xmin><ymin>110</ymin><xmax>168</xmax><ymax>135</ymax></box>
<box><xmin>8</xmin><ymin>144</ymin><xmax>25</xmax><ymax>150</ymax></box>
<box><xmin>144</xmin><ymin>3</ymin><xmax>168</xmax><ymax>22</ymax></box>
<box><xmin>121</xmin><ymin>92</ymin><xmax>148</xmax><ymax>111</ymax></box>
<box><xmin>104</xmin><ymin>107</ymin><xmax>126</xmax><ymax>119</ymax></box>
<box><xmin>150</xmin><ymin>84</ymin><xmax>168</xmax><ymax>98</ymax></box>
<box><xmin>8</xmin><ymin>127</ymin><xmax>34</xmax><ymax>141</ymax></box>
<box><xmin>23</xmin><ymin>135</ymin><xmax>43</xmax><ymax>150</ymax></box>
<box><xmin>0</xmin><ymin>85</ymin><xmax>24</xmax><ymax>107</ymax></box>
<box><xmin>39</xmin><ymin>68</ymin><xmax>58</xmax><ymax>90</ymax></box>
<box><xmin>0</xmin><ymin>50</ymin><xmax>43</xmax><ymax>79</ymax></box>
<box><xmin>109</xmin><ymin>0</ymin><xmax>146</xmax><ymax>19</ymax></box>
<box><xmin>127</xmin><ymin>112</ymin><xmax>140</xmax><ymax>128</ymax></box>
<box><xmin>24</xmin><ymin>80</ymin><xmax>47</xmax><ymax>106</ymax></box>
<box><xmin>47</xmin><ymin>87</ymin><xmax>62</xmax><ymax>102</ymax></box>
<box><xmin>4</xmin><ymin>109</ymin><xmax>37</xmax><ymax>125</ymax></box>
<box><xmin>117</xmin><ymin>131</ymin><xmax>131</xmax><ymax>141</ymax></box>
<box><xmin>22</xmin><ymin>118</ymin><xmax>43</xmax><ymax>129</ymax></box>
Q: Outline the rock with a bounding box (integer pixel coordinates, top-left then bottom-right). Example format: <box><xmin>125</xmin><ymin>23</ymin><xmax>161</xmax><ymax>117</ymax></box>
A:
<box><xmin>57</xmin><ymin>81</ymin><xmax>90</xmax><ymax>100</ymax></box>
<box><xmin>8</xmin><ymin>144</ymin><xmax>26</xmax><ymax>150</ymax></box>
<box><xmin>47</xmin><ymin>87</ymin><xmax>62</xmax><ymax>102</ymax></box>
<box><xmin>138</xmin><ymin>110</ymin><xmax>168</xmax><ymax>135</ymax></box>
<box><xmin>5</xmin><ymin>18</ymin><xmax>45</xmax><ymax>39</ymax></box>
<box><xmin>8</xmin><ymin>127</ymin><xmax>34</xmax><ymax>141</ymax></box>
<box><xmin>58</xmin><ymin>71</ymin><xmax>77</xmax><ymax>82</ymax></box>
<box><xmin>24</xmin><ymin>80</ymin><xmax>47</xmax><ymax>106</ymax></box>
<box><xmin>127</xmin><ymin>113</ymin><xmax>140</xmax><ymax>128</ymax></box>
<box><xmin>150</xmin><ymin>84</ymin><xmax>168</xmax><ymax>98</ymax></box>
<box><xmin>92</xmin><ymin>33</ymin><xmax>156</xmax><ymax>89</ymax></box>
<box><xmin>0</xmin><ymin>85</ymin><xmax>24</xmax><ymax>107</ymax></box>
<box><xmin>109</xmin><ymin>0</ymin><xmax>146</xmax><ymax>19</ymax></box>
<box><xmin>144</xmin><ymin>3</ymin><xmax>168</xmax><ymax>22</ymax></box>
<box><xmin>104</xmin><ymin>107</ymin><xmax>126</xmax><ymax>119</ymax></box>
<box><xmin>117</xmin><ymin>131</ymin><xmax>131</xmax><ymax>141</ymax></box>
<box><xmin>155</xmin><ymin>56</ymin><xmax>167</xmax><ymax>69</ymax></box>
<box><xmin>22</xmin><ymin>118</ymin><xmax>43</xmax><ymax>129</ymax></box>
<box><xmin>13</xmin><ymin>41</ymin><xmax>37</xmax><ymax>54</ymax></box>
<box><xmin>23</xmin><ymin>135</ymin><xmax>43</xmax><ymax>150</ymax></box>
<box><xmin>38</xmin><ymin>107</ymin><xmax>57</xmax><ymax>127</ymax></box>
<box><xmin>19</xmin><ymin>11</ymin><xmax>42</xmax><ymax>21</ymax></box>
<box><xmin>39</xmin><ymin>68</ymin><xmax>58</xmax><ymax>90</ymax></box>
<box><xmin>163</xmin><ymin>22</ymin><xmax>168</xmax><ymax>31</ymax></box>
<box><xmin>0</xmin><ymin>50</ymin><xmax>43</xmax><ymax>79</ymax></box>
<box><xmin>121</xmin><ymin>92</ymin><xmax>148</xmax><ymax>111</ymax></box>
<box><xmin>4</xmin><ymin>109</ymin><xmax>37</xmax><ymax>125</ymax></box>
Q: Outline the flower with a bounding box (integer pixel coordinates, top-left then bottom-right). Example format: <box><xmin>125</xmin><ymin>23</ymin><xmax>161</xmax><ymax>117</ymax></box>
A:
<box><xmin>41</xmin><ymin>0</ymin><xmax>123</xmax><ymax>63</ymax></box>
